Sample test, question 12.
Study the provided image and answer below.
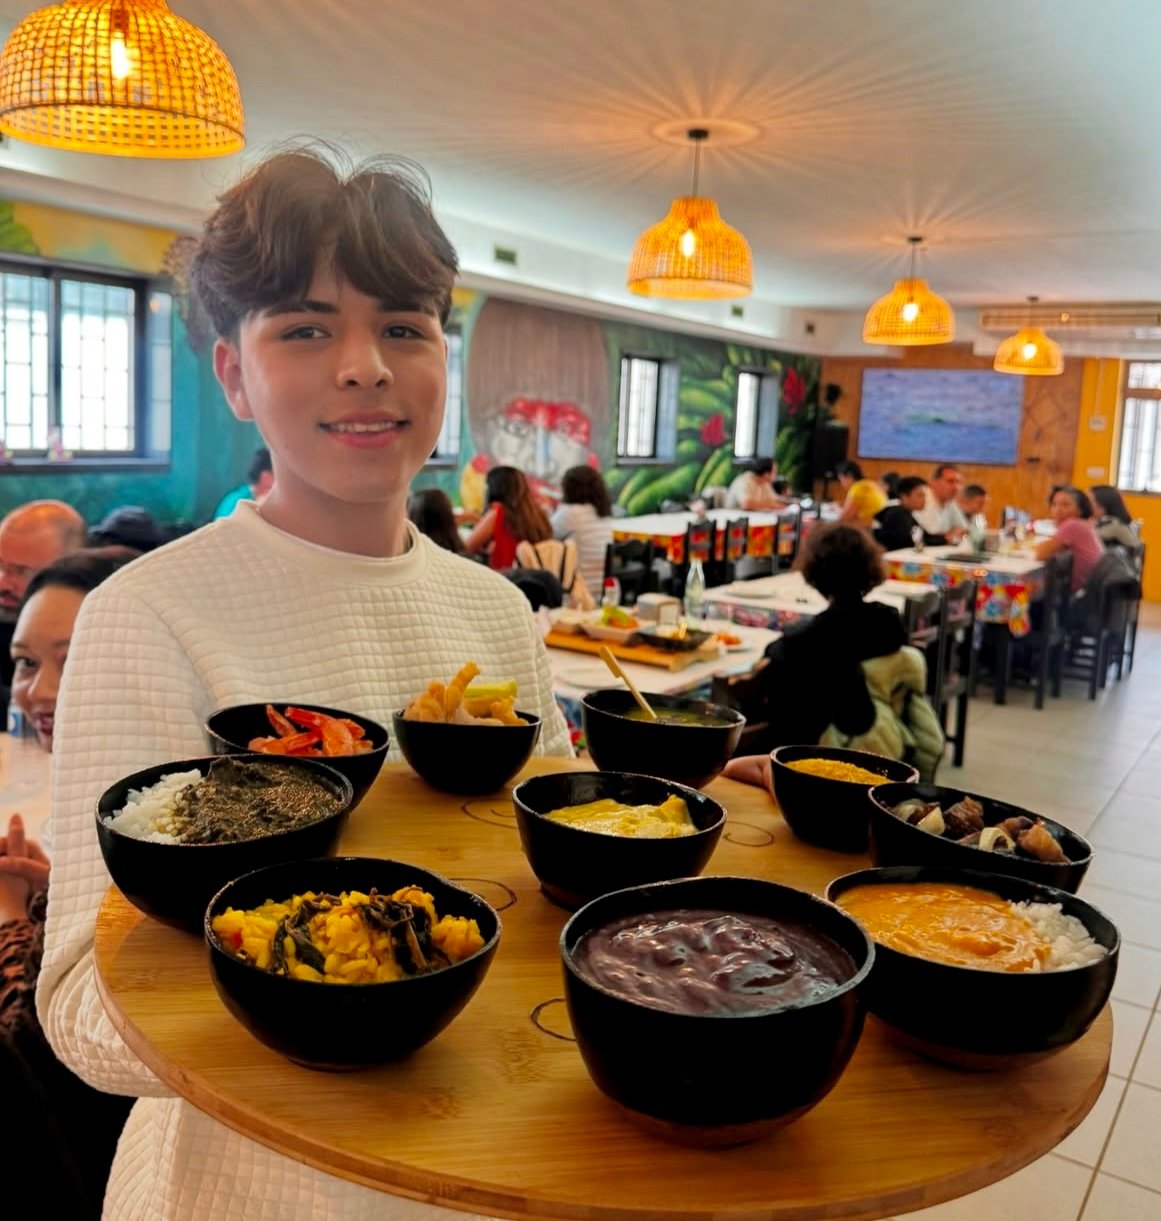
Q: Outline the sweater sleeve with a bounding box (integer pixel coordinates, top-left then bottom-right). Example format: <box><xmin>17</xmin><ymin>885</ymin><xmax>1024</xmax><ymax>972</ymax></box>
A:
<box><xmin>36</xmin><ymin>582</ymin><xmax>209</xmax><ymax>1096</ymax></box>
<box><xmin>526</xmin><ymin>608</ymin><xmax>575</xmax><ymax>758</ymax></box>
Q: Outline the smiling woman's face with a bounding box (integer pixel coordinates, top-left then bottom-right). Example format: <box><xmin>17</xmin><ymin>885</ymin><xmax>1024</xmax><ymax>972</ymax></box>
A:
<box><xmin>10</xmin><ymin>584</ymin><xmax>85</xmax><ymax>752</ymax></box>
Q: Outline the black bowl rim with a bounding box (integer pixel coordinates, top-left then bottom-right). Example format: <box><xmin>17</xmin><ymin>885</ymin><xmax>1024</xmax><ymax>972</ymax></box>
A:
<box><xmin>205</xmin><ymin>701</ymin><xmax>391</xmax><ymax>756</ymax></box>
<box><xmin>770</xmin><ymin>744</ymin><xmax>920</xmax><ymax>784</ymax></box>
<box><xmin>511</xmin><ymin>769</ymin><xmax>726</xmax><ymax>843</ymax></box>
<box><xmin>391</xmin><ymin>709</ymin><xmax>542</xmax><ymax>729</ymax></box>
<box><xmin>559</xmin><ymin>875</ymin><xmax>876</xmax><ymax>1020</ymax></box>
<box><xmin>204</xmin><ymin>854</ymin><xmax>503</xmax><ymax>988</ymax></box>
<box><xmin>825</xmin><ymin>864</ymin><xmax>1121</xmax><ymax>977</ymax></box>
<box><xmin>867</xmin><ymin>781</ymin><xmax>1094</xmax><ymax>867</ymax></box>
<box><xmin>581</xmin><ymin>689</ymin><xmax>745</xmax><ymax>729</ymax></box>
<box><xmin>95</xmin><ymin>754</ymin><xmax>354</xmax><ymax>849</ymax></box>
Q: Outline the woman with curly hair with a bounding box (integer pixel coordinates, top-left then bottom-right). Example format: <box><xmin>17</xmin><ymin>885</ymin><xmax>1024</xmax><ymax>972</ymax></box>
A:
<box><xmin>550</xmin><ymin>466</ymin><xmax>614</xmax><ymax>595</ymax></box>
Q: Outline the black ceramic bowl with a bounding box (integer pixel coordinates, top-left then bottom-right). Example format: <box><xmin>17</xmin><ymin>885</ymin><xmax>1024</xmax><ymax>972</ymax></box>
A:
<box><xmin>826</xmin><ymin>865</ymin><xmax>1119</xmax><ymax>1069</ymax></box>
<box><xmin>581</xmin><ymin>690</ymin><xmax>745</xmax><ymax>791</ymax></box>
<box><xmin>512</xmin><ymin>770</ymin><xmax>725</xmax><ymax>908</ymax></box>
<box><xmin>96</xmin><ymin>754</ymin><xmax>354</xmax><ymax>933</ymax></box>
<box><xmin>204</xmin><ymin>702</ymin><xmax>389</xmax><ymax>808</ymax></box>
<box><xmin>561</xmin><ymin>876</ymin><xmax>873</xmax><ymax>1145</ymax></box>
<box><xmin>206</xmin><ymin>856</ymin><xmax>501</xmax><ymax>1070</ymax></box>
<box><xmin>770</xmin><ymin>745</ymin><xmax>919</xmax><ymax>854</ymax></box>
<box><xmin>391</xmin><ymin>710</ymin><xmax>542</xmax><ymax>795</ymax></box>
<box><xmin>868</xmin><ymin>783</ymin><xmax>1093</xmax><ymax>893</ymax></box>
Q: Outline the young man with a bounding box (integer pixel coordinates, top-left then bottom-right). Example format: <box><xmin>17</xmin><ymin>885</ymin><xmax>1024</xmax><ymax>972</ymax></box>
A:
<box><xmin>38</xmin><ymin>148</ymin><xmax>571</xmax><ymax>1220</ymax></box>
<box><xmin>872</xmin><ymin>475</ymin><xmax>929</xmax><ymax>551</ymax></box>
<box><xmin>211</xmin><ymin>445</ymin><xmax>274</xmax><ymax>519</ymax></box>
<box><xmin>913</xmin><ymin>463</ymin><xmax>968</xmax><ymax>543</ymax></box>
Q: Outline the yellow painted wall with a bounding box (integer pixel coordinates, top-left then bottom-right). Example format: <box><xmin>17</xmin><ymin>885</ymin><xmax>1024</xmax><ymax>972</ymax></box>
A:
<box><xmin>1071</xmin><ymin>357</ymin><xmax>1161</xmax><ymax>600</ymax></box>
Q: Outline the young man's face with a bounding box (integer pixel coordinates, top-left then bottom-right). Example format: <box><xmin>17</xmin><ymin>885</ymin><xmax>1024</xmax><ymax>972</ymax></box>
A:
<box><xmin>932</xmin><ymin>469</ymin><xmax>962</xmax><ymax>503</ymax></box>
<box><xmin>900</xmin><ymin>485</ymin><xmax>927</xmax><ymax>512</ymax></box>
<box><xmin>215</xmin><ymin>268</ymin><xmax>447</xmax><ymax>514</ymax></box>
<box><xmin>961</xmin><ymin>492</ymin><xmax>986</xmax><ymax>516</ymax></box>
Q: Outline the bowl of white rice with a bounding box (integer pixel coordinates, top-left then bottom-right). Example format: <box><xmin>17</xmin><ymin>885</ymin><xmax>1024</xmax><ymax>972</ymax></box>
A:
<box><xmin>96</xmin><ymin>754</ymin><xmax>354</xmax><ymax>933</ymax></box>
<box><xmin>826</xmin><ymin>865</ymin><xmax>1119</xmax><ymax>1069</ymax></box>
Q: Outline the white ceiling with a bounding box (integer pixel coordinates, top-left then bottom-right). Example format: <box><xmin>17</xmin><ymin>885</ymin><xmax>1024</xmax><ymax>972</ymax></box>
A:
<box><xmin>1</xmin><ymin>0</ymin><xmax>1161</xmax><ymax>341</ymax></box>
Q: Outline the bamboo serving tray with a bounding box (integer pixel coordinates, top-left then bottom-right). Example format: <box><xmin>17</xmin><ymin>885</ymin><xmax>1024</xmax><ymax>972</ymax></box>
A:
<box><xmin>543</xmin><ymin>628</ymin><xmax>716</xmax><ymax>670</ymax></box>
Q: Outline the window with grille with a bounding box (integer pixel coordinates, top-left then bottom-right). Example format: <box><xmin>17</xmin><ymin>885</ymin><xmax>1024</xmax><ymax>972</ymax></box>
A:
<box><xmin>616</xmin><ymin>354</ymin><xmax>679</xmax><ymax>462</ymax></box>
<box><xmin>733</xmin><ymin>369</ymin><xmax>780</xmax><ymax>459</ymax></box>
<box><xmin>1118</xmin><ymin>361</ymin><xmax>1161</xmax><ymax>492</ymax></box>
<box><xmin>0</xmin><ymin>262</ymin><xmax>170</xmax><ymax>460</ymax></box>
<box><xmin>429</xmin><ymin>328</ymin><xmax>463</xmax><ymax>463</ymax></box>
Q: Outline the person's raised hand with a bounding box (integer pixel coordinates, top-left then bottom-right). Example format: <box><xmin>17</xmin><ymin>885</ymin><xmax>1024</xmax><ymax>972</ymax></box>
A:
<box><xmin>0</xmin><ymin>813</ymin><xmax>50</xmax><ymax>923</ymax></box>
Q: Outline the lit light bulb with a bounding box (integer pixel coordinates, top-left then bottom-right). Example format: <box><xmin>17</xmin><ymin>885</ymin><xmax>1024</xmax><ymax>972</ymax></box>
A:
<box><xmin>679</xmin><ymin>228</ymin><xmax>697</xmax><ymax>259</ymax></box>
<box><xmin>1022</xmin><ymin>341</ymin><xmax>1038</xmax><ymax>361</ymax></box>
<box><xmin>110</xmin><ymin>31</ymin><xmax>132</xmax><ymax>81</ymax></box>
<box><xmin>901</xmin><ymin>301</ymin><xmax>919</xmax><ymax>323</ymax></box>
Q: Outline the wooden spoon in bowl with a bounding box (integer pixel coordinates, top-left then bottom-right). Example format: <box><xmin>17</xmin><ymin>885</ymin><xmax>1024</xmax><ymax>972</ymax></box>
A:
<box><xmin>597</xmin><ymin>645</ymin><xmax>658</xmax><ymax>721</ymax></box>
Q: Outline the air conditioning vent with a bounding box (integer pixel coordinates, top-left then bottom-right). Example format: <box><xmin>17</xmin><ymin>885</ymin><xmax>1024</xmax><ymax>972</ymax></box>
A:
<box><xmin>980</xmin><ymin>304</ymin><xmax>1161</xmax><ymax>340</ymax></box>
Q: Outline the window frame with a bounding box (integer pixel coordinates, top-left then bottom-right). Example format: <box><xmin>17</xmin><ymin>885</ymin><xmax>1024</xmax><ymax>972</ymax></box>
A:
<box><xmin>425</xmin><ymin>325</ymin><xmax>464</xmax><ymax>468</ymax></box>
<box><xmin>0</xmin><ymin>254</ymin><xmax>171</xmax><ymax>472</ymax></box>
<box><xmin>616</xmin><ymin>352</ymin><xmax>680</xmax><ymax>465</ymax></box>
<box><xmin>732</xmin><ymin>366</ymin><xmax>781</xmax><ymax>460</ymax></box>
<box><xmin>1117</xmin><ymin>361</ymin><xmax>1161</xmax><ymax>495</ymax></box>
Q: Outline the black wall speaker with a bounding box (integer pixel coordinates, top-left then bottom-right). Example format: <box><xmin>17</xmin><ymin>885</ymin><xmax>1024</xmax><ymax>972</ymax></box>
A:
<box><xmin>810</xmin><ymin>423</ymin><xmax>850</xmax><ymax>479</ymax></box>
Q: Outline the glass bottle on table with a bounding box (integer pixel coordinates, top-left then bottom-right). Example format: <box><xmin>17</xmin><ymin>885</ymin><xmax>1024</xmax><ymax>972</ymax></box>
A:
<box><xmin>601</xmin><ymin>576</ymin><xmax>621</xmax><ymax>609</ymax></box>
<box><xmin>684</xmin><ymin>557</ymin><xmax>706</xmax><ymax>622</ymax></box>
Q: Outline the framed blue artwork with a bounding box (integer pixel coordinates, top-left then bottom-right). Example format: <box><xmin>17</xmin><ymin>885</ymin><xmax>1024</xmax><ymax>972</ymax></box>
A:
<box><xmin>857</xmin><ymin>368</ymin><xmax>1023</xmax><ymax>465</ymax></box>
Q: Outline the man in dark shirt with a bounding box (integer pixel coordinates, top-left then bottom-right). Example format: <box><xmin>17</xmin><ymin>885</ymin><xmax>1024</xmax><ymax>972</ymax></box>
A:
<box><xmin>873</xmin><ymin>476</ymin><xmax>930</xmax><ymax>551</ymax></box>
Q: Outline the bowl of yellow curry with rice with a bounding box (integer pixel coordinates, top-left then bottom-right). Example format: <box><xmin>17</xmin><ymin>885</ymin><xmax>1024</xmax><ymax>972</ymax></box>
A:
<box><xmin>393</xmin><ymin>662</ymin><xmax>542</xmax><ymax>795</ymax></box>
<box><xmin>770</xmin><ymin>745</ymin><xmax>918</xmax><ymax>854</ymax></box>
<box><xmin>511</xmin><ymin>770</ymin><xmax>726</xmax><ymax>908</ymax></box>
<box><xmin>205</xmin><ymin>856</ymin><xmax>502</xmax><ymax>1069</ymax></box>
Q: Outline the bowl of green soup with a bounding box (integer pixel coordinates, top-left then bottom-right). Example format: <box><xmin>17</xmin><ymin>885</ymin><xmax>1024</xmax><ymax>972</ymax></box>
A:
<box><xmin>581</xmin><ymin>690</ymin><xmax>745</xmax><ymax>790</ymax></box>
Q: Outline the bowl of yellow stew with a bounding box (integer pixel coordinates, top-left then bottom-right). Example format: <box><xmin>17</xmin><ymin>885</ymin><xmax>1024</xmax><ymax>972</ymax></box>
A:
<box><xmin>770</xmin><ymin>745</ymin><xmax>919</xmax><ymax>854</ymax></box>
<box><xmin>826</xmin><ymin>865</ymin><xmax>1119</xmax><ymax>1069</ymax></box>
<box><xmin>511</xmin><ymin>771</ymin><xmax>726</xmax><ymax>908</ymax></box>
<box><xmin>205</xmin><ymin>856</ymin><xmax>501</xmax><ymax>1070</ymax></box>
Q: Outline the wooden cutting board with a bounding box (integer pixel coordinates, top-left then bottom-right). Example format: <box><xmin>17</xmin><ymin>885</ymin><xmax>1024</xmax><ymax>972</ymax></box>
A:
<box><xmin>544</xmin><ymin>628</ymin><xmax>715</xmax><ymax>670</ymax></box>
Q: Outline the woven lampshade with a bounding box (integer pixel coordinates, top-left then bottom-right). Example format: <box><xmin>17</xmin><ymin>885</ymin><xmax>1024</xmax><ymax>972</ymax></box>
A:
<box><xmin>862</xmin><ymin>276</ymin><xmax>955</xmax><ymax>346</ymax></box>
<box><xmin>0</xmin><ymin>0</ymin><xmax>244</xmax><ymax>159</ymax></box>
<box><xmin>628</xmin><ymin>195</ymin><xmax>752</xmax><ymax>299</ymax></box>
<box><xmin>994</xmin><ymin>325</ymin><xmax>1064</xmax><ymax>376</ymax></box>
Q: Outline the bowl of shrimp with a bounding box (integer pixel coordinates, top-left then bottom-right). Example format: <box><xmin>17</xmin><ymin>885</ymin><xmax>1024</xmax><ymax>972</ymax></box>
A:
<box><xmin>393</xmin><ymin>663</ymin><xmax>542</xmax><ymax>795</ymax></box>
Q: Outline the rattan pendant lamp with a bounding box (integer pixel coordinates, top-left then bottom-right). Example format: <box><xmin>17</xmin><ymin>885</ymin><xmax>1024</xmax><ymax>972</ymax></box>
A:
<box><xmin>0</xmin><ymin>0</ymin><xmax>244</xmax><ymax>158</ymax></box>
<box><xmin>994</xmin><ymin>296</ymin><xmax>1064</xmax><ymax>376</ymax></box>
<box><xmin>862</xmin><ymin>235</ymin><xmax>954</xmax><ymax>345</ymax></box>
<box><xmin>627</xmin><ymin>127</ymin><xmax>752</xmax><ymax>299</ymax></box>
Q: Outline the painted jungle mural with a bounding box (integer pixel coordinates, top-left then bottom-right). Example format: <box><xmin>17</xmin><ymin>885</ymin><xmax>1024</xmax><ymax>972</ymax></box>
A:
<box><xmin>450</xmin><ymin>295</ymin><xmax>820</xmax><ymax>516</ymax></box>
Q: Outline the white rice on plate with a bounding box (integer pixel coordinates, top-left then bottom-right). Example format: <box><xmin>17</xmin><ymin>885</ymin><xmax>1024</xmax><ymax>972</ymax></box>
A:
<box><xmin>1013</xmin><ymin>901</ymin><xmax>1107</xmax><ymax>971</ymax></box>
<box><xmin>103</xmin><ymin>769</ymin><xmax>203</xmax><ymax>843</ymax></box>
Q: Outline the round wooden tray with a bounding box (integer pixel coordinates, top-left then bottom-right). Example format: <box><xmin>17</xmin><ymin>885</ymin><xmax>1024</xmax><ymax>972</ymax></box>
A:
<box><xmin>94</xmin><ymin>760</ymin><xmax>1110</xmax><ymax>1221</ymax></box>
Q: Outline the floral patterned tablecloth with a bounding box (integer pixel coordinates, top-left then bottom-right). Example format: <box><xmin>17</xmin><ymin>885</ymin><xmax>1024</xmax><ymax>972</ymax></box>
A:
<box><xmin>883</xmin><ymin>551</ymin><xmax>1048</xmax><ymax>636</ymax></box>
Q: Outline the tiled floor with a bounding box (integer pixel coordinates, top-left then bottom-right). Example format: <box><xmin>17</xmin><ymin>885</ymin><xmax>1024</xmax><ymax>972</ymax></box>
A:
<box><xmin>888</xmin><ymin>604</ymin><xmax>1161</xmax><ymax>1220</ymax></box>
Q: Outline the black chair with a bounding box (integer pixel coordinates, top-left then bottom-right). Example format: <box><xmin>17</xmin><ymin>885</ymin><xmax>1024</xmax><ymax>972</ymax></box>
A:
<box><xmin>662</xmin><ymin>520</ymin><xmax>716</xmax><ymax>599</ymax></box>
<box><xmin>1065</xmin><ymin>570</ymin><xmax>1139</xmax><ymax>699</ymax></box>
<box><xmin>773</xmin><ymin>505</ymin><xmax>801</xmax><ymax>572</ymax></box>
<box><xmin>505</xmin><ymin>569</ymin><xmax>563</xmax><ymax>611</ymax></box>
<box><xmin>711</xmin><ymin>669</ymin><xmax>773</xmax><ymax>756</ymax></box>
<box><xmin>604</xmin><ymin>539</ymin><xmax>658</xmax><ymax>604</ymax></box>
<box><xmin>1122</xmin><ymin>543</ymin><xmax>1146</xmax><ymax>676</ymax></box>
<box><xmin>705</xmin><ymin>517</ymin><xmax>748</xmax><ymax>586</ymax></box>
<box><xmin>929</xmin><ymin>580</ymin><xmax>978</xmax><ymax>768</ymax></box>
<box><xmin>1027</xmin><ymin>552</ymin><xmax>1074</xmax><ymax>709</ymax></box>
<box><xmin>903</xmin><ymin>589</ymin><xmax>942</xmax><ymax>650</ymax></box>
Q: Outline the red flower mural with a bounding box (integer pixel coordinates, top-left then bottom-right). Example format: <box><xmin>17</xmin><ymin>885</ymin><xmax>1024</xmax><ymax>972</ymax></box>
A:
<box><xmin>700</xmin><ymin>412</ymin><xmax>727</xmax><ymax>446</ymax></box>
<box><xmin>782</xmin><ymin>367</ymin><xmax>805</xmax><ymax>414</ymax></box>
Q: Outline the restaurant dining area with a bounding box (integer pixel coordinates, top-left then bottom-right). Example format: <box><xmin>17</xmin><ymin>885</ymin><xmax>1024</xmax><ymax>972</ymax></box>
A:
<box><xmin>4</xmin><ymin>3</ymin><xmax>1161</xmax><ymax>1221</ymax></box>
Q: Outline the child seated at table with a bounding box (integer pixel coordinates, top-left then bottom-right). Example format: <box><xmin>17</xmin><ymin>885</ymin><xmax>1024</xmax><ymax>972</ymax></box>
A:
<box><xmin>38</xmin><ymin>145</ymin><xmax>571</xmax><ymax>1221</ymax></box>
<box><xmin>724</xmin><ymin>524</ymin><xmax>943</xmax><ymax>787</ymax></box>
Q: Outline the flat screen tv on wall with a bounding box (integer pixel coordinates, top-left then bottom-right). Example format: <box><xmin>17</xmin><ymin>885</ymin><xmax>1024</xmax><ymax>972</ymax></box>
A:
<box><xmin>857</xmin><ymin>368</ymin><xmax>1023</xmax><ymax>466</ymax></box>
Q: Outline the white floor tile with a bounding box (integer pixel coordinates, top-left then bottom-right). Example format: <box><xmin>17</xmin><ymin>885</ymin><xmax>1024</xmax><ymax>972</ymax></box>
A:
<box><xmin>1085</xmin><ymin>886</ymin><xmax>1161</xmax><ymax>953</ymax></box>
<box><xmin>1082</xmin><ymin>1174</ymin><xmax>1161</xmax><ymax>1221</ymax></box>
<box><xmin>1086</xmin><ymin>850</ymin><xmax>1161</xmax><ymax>905</ymax></box>
<box><xmin>1112</xmin><ymin>943</ymin><xmax>1161</xmax><ymax>1009</ymax></box>
<box><xmin>896</xmin><ymin>1154</ymin><xmax>1090</xmax><ymax>1221</ymax></box>
<box><xmin>1055</xmin><ymin>1073</ymin><xmax>1127</xmax><ymax>1167</ymax></box>
<box><xmin>1101</xmin><ymin>1083</ymin><xmax>1161</xmax><ymax>1192</ymax></box>
<box><xmin>1129</xmin><ymin>1013</ymin><xmax>1161</xmax><ymax>1091</ymax></box>
<box><xmin>1110</xmin><ymin>1000</ymin><xmax>1152</xmax><ymax>1078</ymax></box>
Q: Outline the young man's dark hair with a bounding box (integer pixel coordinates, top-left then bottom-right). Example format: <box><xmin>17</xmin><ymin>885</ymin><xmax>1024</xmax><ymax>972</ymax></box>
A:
<box><xmin>750</xmin><ymin>457</ymin><xmax>775</xmax><ymax>477</ymax></box>
<box><xmin>896</xmin><ymin>475</ymin><xmax>927</xmax><ymax>498</ymax></box>
<box><xmin>246</xmin><ymin>447</ymin><xmax>272</xmax><ymax>487</ymax></box>
<box><xmin>835</xmin><ymin>459</ymin><xmax>863</xmax><ymax>481</ymax></box>
<box><xmin>874</xmin><ymin>477</ymin><xmax>928</xmax><ymax>551</ymax></box>
<box><xmin>963</xmin><ymin>483</ymin><xmax>986</xmax><ymax>500</ymax></box>
<box><xmin>799</xmin><ymin>522</ymin><xmax>884</xmax><ymax>601</ymax></box>
<box><xmin>191</xmin><ymin>146</ymin><xmax>458</xmax><ymax>339</ymax></box>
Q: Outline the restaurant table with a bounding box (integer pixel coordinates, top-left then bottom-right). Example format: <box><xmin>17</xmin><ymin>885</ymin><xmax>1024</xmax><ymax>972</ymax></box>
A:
<box><xmin>703</xmin><ymin>572</ymin><xmax>940</xmax><ymax>631</ymax></box>
<box><xmin>612</xmin><ymin>507</ymin><xmax>789</xmax><ymax>564</ymax></box>
<box><xmin>883</xmin><ymin>547</ymin><xmax>1049</xmax><ymax>704</ymax></box>
<box><xmin>547</xmin><ymin>618</ymin><xmax>779</xmax><ymax>746</ymax></box>
<box><xmin>95</xmin><ymin>759</ymin><xmax>1111</xmax><ymax>1221</ymax></box>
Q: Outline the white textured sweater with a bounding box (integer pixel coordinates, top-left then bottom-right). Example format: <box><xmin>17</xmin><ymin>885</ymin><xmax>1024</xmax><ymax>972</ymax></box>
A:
<box><xmin>37</xmin><ymin>505</ymin><xmax>571</xmax><ymax>1220</ymax></box>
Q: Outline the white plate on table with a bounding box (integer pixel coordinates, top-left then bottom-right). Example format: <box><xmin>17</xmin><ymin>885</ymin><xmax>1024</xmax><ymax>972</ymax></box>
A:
<box><xmin>579</xmin><ymin>621</ymin><xmax>641</xmax><ymax>645</ymax></box>
<box><xmin>555</xmin><ymin>662</ymin><xmax>622</xmax><ymax>690</ymax></box>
